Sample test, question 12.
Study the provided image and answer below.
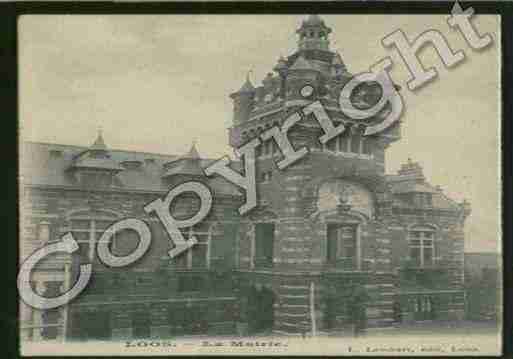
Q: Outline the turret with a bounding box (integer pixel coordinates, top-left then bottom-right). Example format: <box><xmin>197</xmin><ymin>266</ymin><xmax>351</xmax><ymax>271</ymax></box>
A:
<box><xmin>162</xmin><ymin>142</ymin><xmax>204</xmax><ymax>182</ymax></box>
<box><xmin>68</xmin><ymin>129</ymin><xmax>123</xmax><ymax>187</ymax></box>
<box><xmin>296</xmin><ymin>15</ymin><xmax>332</xmax><ymax>51</ymax></box>
<box><xmin>230</xmin><ymin>74</ymin><xmax>255</xmax><ymax>125</ymax></box>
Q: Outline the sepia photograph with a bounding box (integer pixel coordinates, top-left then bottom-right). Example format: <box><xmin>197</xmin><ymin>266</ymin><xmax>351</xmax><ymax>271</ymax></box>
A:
<box><xmin>17</xmin><ymin>11</ymin><xmax>502</xmax><ymax>356</ymax></box>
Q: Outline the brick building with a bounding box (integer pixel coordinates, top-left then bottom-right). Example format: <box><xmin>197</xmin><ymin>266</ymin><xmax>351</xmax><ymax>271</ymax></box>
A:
<box><xmin>19</xmin><ymin>15</ymin><xmax>471</xmax><ymax>341</ymax></box>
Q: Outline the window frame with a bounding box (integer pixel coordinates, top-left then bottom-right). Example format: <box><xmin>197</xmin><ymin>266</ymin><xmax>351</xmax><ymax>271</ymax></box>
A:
<box><xmin>408</xmin><ymin>227</ymin><xmax>435</xmax><ymax>268</ymax></box>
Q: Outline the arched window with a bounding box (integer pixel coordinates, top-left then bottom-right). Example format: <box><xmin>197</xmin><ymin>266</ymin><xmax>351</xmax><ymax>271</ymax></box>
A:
<box><xmin>408</xmin><ymin>226</ymin><xmax>435</xmax><ymax>267</ymax></box>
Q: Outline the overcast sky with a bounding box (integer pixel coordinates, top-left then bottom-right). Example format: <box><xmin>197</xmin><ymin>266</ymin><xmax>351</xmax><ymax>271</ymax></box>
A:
<box><xmin>19</xmin><ymin>14</ymin><xmax>500</xmax><ymax>253</ymax></box>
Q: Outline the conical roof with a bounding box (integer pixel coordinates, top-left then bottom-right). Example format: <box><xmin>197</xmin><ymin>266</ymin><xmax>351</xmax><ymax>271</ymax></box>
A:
<box><xmin>331</xmin><ymin>52</ymin><xmax>345</xmax><ymax>67</ymax></box>
<box><xmin>162</xmin><ymin>142</ymin><xmax>204</xmax><ymax>178</ymax></box>
<box><xmin>71</xmin><ymin>130</ymin><xmax>123</xmax><ymax>172</ymax></box>
<box><xmin>90</xmin><ymin>129</ymin><xmax>107</xmax><ymax>151</ymax></box>
<box><xmin>230</xmin><ymin>74</ymin><xmax>256</xmax><ymax>99</ymax></box>
<box><xmin>238</xmin><ymin>77</ymin><xmax>255</xmax><ymax>93</ymax></box>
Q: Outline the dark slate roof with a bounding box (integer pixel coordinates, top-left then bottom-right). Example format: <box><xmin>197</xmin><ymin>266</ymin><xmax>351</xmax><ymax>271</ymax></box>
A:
<box><xmin>21</xmin><ymin>142</ymin><xmax>242</xmax><ymax>197</ymax></box>
<box><xmin>389</xmin><ymin>182</ymin><xmax>438</xmax><ymax>194</ymax></box>
<box><xmin>72</xmin><ymin>152</ymin><xmax>124</xmax><ymax>172</ymax></box>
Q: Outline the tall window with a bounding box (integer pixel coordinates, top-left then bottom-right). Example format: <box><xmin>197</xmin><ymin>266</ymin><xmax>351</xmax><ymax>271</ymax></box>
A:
<box><xmin>172</xmin><ymin>224</ymin><xmax>211</xmax><ymax>269</ymax></box>
<box><xmin>70</xmin><ymin>213</ymin><xmax>118</xmax><ymax>263</ymax></box>
<box><xmin>254</xmin><ymin>223</ymin><xmax>275</xmax><ymax>268</ymax></box>
<box><xmin>350</xmin><ymin>131</ymin><xmax>361</xmax><ymax>153</ymax></box>
<box><xmin>338</xmin><ymin>131</ymin><xmax>349</xmax><ymax>152</ymax></box>
<box><xmin>326</xmin><ymin>224</ymin><xmax>359</xmax><ymax>269</ymax></box>
<box><xmin>409</xmin><ymin>227</ymin><xmax>435</xmax><ymax>267</ymax></box>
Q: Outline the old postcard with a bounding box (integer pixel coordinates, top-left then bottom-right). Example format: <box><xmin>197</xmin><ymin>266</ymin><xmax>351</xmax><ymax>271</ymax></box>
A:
<box><xmin>18</xmin><ymin>12</ymin><xmax>502</xmax><ymax>356</ymax></box>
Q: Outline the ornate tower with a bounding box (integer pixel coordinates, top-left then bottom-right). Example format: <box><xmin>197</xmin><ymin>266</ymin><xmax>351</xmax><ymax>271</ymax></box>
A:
<box><xmin>231</xmin><ymin>15</ymin><xmax>403</xmax><ymax>336</ymax></box>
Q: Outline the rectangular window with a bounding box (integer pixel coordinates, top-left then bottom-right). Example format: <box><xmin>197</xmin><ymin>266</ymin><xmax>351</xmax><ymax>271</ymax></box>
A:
<box><xmin>326</xmin><ymin>224</ymin><xmax>358</xmax><ymax>269</ymax></box>
<box><xmin>338</xmin><ymin>133</ymin><xmax>349</xmax><ymax>152</ymax></box>
<box><xmin>350</xmin><ymin>134</ymin><xmax>361</xmax><ymax>153</ymax></box>
<box><xmin>362</xmin><ymin>137</ymin><xmax>373</xmax><ymax>155</ymax></box>
<box><xmin>326</xmin><ymin>224</ymin><xmax>338</xmax><ymax>264</ymax></box>
<box><xmin>409</xmin><ymin>246</ymin><xmax>421</xmax><ymax>266</ymax></box>
<box><xmin>409</xmin><ymin>230</ymin><xmax>435</xmax><ymax>267</ymax></box>
<box><xmin>254</xmin><ymin>223</ymin><xmax>274</xmax><ymax>268</ymax></box>
<box><xmin>340</xmin><ymin>225</ymin><xmax>357</xmax><ymax>267</ymax></box>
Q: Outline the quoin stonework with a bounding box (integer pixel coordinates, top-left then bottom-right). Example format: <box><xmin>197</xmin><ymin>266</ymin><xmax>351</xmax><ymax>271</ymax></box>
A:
<box><xmin>20</xmin><ymin>15</ymin><xmax>471</xmax><ymax>341</ymax></box>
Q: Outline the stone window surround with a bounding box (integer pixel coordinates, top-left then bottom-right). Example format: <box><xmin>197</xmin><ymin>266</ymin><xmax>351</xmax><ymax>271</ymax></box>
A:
<box><xmin>319</xmin><ymin>211</ymin><xmax>367</xmax><ymax>271</ymax></box>
<box><xmin>325</xmin><ymin>221</ymin><xmax>362</xmax><ymax>271</ymax></box>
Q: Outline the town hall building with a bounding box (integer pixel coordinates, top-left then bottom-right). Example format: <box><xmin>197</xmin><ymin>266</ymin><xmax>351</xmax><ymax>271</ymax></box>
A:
<box><xmin>19</xmin><ymin>15</ymin><xmax>471</xmax><ymax>341</ymax></box>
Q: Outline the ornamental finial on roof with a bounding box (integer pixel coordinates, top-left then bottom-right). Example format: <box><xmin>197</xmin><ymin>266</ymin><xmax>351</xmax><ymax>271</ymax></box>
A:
<box><xmin>185</xmin><ymin>141</ymin><xmax>201</xmax><ymax>160</ymax></box>
<box><xmin>91</xmin><ymin>125</ymin><xmax>107</xmax><ymax>151</ymax></box>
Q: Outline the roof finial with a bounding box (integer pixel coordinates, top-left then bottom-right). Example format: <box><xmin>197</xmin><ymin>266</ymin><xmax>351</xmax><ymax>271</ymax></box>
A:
<box><xmin>186</xmin><ymin>140</ymin><xmax>201</xmax><ymax>160</ymax></box>
<box><xmin>91</xmin><ymin>125</ymin><xmax>107</xmax><ymax>150</ymax></box>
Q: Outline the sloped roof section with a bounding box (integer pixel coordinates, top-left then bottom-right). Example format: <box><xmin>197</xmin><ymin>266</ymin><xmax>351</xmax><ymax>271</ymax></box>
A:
<box><xmin>21</xmin><ymin>142</ymin><xmax>241</xmax><ymax>197</ymax></box>
<box><xmin>72</xmin><ymin>154</ymin><xmax>124</xmax><ymax>172</ymax></box>
<box><xmin>386</xmin><ymin>159</ymin><xmax>461</xmax><ymax>211</ymax></box>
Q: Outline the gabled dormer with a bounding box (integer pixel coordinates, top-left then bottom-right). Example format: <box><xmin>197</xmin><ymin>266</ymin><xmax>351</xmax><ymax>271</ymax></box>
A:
<box><xmin>68</xmin><ymin>130</ymin><xmax>123</xmax><ymax>187</ymax></box>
